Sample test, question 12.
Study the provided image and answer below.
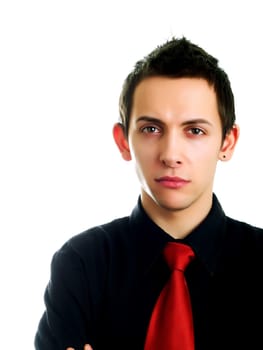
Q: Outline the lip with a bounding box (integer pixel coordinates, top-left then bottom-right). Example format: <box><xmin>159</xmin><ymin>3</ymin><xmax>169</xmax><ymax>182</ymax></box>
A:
<box><xmin>155</xmin><ymin>176</ymin><xmax>190</xmax><ymax>189</ymax></box>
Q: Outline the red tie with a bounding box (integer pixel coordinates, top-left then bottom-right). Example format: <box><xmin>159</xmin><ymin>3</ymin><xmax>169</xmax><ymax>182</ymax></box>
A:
<box><xmin>144</xmin><ymin>242</ymin><xmax>195</xmax><ymax>350</ymax></box>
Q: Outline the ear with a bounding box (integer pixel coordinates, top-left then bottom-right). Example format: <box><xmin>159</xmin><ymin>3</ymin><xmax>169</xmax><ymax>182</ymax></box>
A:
<box><xmin>219</xmin><ymin>124</ymin><xmax>240</xmax><ymax>161</ymax></box>
<box><xmin>112</xmin><ymin>123</ymin><xmax>132</xmax><ymax>161</ymax></box>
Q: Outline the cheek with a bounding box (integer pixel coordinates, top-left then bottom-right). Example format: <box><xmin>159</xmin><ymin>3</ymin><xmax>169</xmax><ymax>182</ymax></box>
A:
<box><xmin>132</xmin><ymin>150</ymin><xmax>155</xmax><ymax>182</ymax></box>
<box><xmin>189</xmin><ymin>147</ymin><xmax>219</xmax><ymax>175</ymax></box>
<box><xmin>130</xmin><ymin>142</ymin><xmax>155</xmax><ymax>164</ymax></box>
<box><xmin>134</xmin><ymin>154</ymin><xmax>153</xmax><ymax>172</ymax></box>
<box><xmin>190</xmin><ymin>140</ymin><xmax>221</xmax><ymax>160</ymax></box>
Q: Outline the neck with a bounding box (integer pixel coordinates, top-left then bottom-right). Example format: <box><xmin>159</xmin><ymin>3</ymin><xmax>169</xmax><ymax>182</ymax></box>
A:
<box><xmin>141</xmin><ymin>191</ymin><xmax>213</xmax><ymax>239</ymax></box>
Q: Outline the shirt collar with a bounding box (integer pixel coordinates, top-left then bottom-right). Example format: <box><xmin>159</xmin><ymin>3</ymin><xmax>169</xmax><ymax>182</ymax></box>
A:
<box><xmin>183</xmin><ymin>194</ymin><xmax>227</xmax><ymax>274</ymax></box>
<box><xmin>129</xmin><ymin>193</ymin><xmax>226</xmax><ymax>275</ymax></box>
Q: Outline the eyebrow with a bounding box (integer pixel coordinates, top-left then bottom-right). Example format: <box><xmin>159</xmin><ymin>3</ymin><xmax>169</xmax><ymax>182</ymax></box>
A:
<box><xmin>136</xmin><ymin>116</ymin><xmax>165</xmax><ymax>125</ymax></box>
<box><xmin>181</xmin><ymin>118</ymin><xmax>213</xmax><ymax>127</ymax></box>
<box><xmin>136</xmin><ymin>116</ymin><xmax>213</xmax><ymax>127</ymax></box>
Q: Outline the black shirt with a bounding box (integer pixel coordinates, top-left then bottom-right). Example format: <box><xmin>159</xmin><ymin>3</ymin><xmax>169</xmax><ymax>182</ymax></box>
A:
<box><xmin>35</xmin><ymin>194</ymin><xmax>263</xmax><ymax>349</ymax></box>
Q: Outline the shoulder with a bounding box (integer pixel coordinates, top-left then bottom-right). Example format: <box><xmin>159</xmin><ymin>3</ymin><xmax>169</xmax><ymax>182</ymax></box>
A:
<box><xmin>71</xmin><ymin>215</ymin><xmax>131</xmax><ymax>247</ymax></box>
<box><xmin>225</xmin><ymin>216</ymin><xmax>263</xmax><ymax>252</ymax></box>
<box><xmin>226</xmin><ymin>216</ymin><xmax>263</xmax><ymax>236</ymax></box>
<box><xmin>53</xmin><ymin>215</ymin><xmax>131</xmax><ymax>264</ymax></box>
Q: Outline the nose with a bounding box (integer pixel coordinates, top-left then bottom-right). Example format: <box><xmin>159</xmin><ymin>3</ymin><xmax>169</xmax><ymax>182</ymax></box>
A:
<box><xmin>159</xmin><ymin>132</ymin><xmax>183</xmax><ymax>168</ymax></box>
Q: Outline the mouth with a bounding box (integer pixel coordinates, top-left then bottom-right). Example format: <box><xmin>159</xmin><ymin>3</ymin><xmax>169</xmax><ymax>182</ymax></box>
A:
<box><xmin>155</xmin><ymin>176</ymin><xmax>190</xmax><ymax>189</ymax></box>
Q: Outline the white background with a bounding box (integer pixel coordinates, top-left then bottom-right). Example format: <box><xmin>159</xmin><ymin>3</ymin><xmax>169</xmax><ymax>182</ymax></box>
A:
<box><xmin>1</xmin><ymin>1</ymin><xmax>263</xmax><ymax>348</ymax></box>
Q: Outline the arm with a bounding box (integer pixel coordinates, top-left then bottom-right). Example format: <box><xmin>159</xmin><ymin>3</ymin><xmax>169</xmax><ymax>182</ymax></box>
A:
<box><xmin>34</xmin><ymin>242</ymin><xmax>99</xmax><ymax>349</ymax></box>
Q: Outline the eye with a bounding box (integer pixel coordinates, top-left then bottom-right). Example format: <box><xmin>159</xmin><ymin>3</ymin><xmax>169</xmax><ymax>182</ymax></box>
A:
<box><xmin>187</xmin><ymin>127</ymin><xmax>205</xmax><ymax>136</ymax></box>
<box><xmin>141</xmin><ymin>125</ymin><xmax>160</xmax><ymax>134</ymax></box>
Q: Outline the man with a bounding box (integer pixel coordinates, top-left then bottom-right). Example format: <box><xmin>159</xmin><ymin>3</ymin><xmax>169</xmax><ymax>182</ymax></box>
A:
<box><xmin>35</xmin><ymin>37</ymin><xmax>263</xmax><ymax>350</ymax></box>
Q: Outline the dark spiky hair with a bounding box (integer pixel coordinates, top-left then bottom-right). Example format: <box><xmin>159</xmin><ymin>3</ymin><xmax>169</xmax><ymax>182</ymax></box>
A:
<box><xmin>119</xmin><ymin>36</ymin><xmax>235</xmax><ymax>139</ymax></box>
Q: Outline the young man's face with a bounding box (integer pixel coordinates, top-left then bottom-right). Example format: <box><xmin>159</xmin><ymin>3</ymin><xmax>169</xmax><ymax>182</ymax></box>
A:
<box><xmin>114</xmin><ymin>76</ymin><xmax>238</xmax><ymax>215</ymax></box>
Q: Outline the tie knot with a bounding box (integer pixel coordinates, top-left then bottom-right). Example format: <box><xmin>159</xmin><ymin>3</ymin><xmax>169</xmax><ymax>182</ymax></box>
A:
<box><xmin>163</xmin><ymin>242</ymin><xmax>195</xmax><ymax>272</ymax></box>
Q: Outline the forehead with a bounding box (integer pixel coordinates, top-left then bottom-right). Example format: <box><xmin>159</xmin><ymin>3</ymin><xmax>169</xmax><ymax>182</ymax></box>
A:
<box><xmin>131</xmin><ymin>76</ymin><xmax>219</xmax><ymax>122</ymax></box>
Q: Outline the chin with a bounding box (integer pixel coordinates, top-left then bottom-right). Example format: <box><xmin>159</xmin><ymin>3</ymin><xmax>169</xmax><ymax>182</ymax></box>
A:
<box><xmin>159</xmin><ymin>202</ymin><xmax>189</xmax><ymax>212</ymax></box>
<box><xmin>153</xmin><ymin>197</ymin><xmax>191</xmax><ymax>212</ymax></box>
